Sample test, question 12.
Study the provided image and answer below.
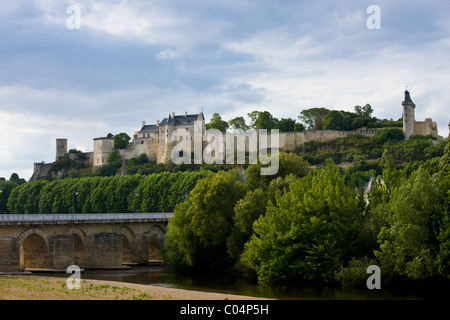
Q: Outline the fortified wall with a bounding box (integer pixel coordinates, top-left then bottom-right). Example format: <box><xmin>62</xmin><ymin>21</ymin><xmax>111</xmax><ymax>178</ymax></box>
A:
<box><xmin>30</xmin><ymin>90</ymin><xmax>442</xmax><ymax>181</ymax></box>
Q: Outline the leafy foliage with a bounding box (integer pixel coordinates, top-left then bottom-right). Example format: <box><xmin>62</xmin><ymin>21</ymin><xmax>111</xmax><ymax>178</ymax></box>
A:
<box><xmin>375</xmin><ymin>168</ymin><xmax>441</xmax><ymax>280</ymax></box>
<box><xmin>6</xmin><ymin>172</ymin><xmax>208</xmax><ymax>214</ymax></box>
<box><xmin>163</xmin><ymin>170</ymin><xmax>246</xmax><ymax>269</ymax></box>
<box><xmin>241</xmin><ymin>161</ymin><xmax>362</xmax><ymax>283</ymax></box>
<box><xmin>0</xmin><ymin>181</ymin><xmax>19</xmax><ymax>214</ymax></box>
<box><xmin>113</xmin><ymin>133</ymin><xmax>131</xmax><ymax>149</ymax></box>
<box><xmin>228</xmin><ymin>116</ymin><xmax>249</xmax><ymax>133</ymax></box>
<box><xmin>206</xmin><ymin>113</ymin><xmax>229</xmax><ymax>132</ymax></box>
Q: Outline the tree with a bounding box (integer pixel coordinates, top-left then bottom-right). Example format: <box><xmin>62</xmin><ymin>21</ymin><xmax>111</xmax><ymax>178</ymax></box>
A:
<box><xmin>375</xmin><ymin>128</ymin><xmax>404</xmax><ymax>145</ymax></box>
<box><xmin>108</xmin><ymin>149</ymin><xmax>122</xmax><ymax>171</ymax></box>
<box><xmin>247</xmin><ymin>111</ymin><xmax>279</xmax><ymax>130</ymax></box>
<box><xmin>9</xmin><ymin>173</ymin><xmax>26</xmax><ymax>185</ymax></box>
<box><xmin>294</xmin><ymin>123</ymin><xmax>305</xmax><ymax>132</ymax></box>
<box><xmin>227</xmin><ymin>188</ymin><xmax>267</xmax><ymax>261</ymax></box>
<box><xmin>206</xmin><ymin>113</ymin><xmax>229</xmax><ymax>132</ymax></box>
<box><xmin>241</xmin><ymin>160</ymin><xmax>361</xmax><ymax>283</ymax></box>
<box><xmin>245</xmin><ymin>152</ymin><xmax>310</xmax><ymax>190</ymax></box>
<box><xmin>354</xmin><ymin>104</ymin><xmax>374</xmax><ymax>117</ymax></box>
<box><xmin>227</xmin><ymin>174</ymin><xmax>298</xmax><ymax>262</ymax></box>
<box><xmin>375</xmin><ymin>167</ymin><xmax>440</xmax><ymax>280</ymax></box>
<box><xmin>163</xmin><ymin>170</ymin><xmax>246</xmax><ymax>269</ymax></box>
<box><xmin>298</xmin><ymin>108</ymin><xmax>329</xmax><ymax>130</ymax></box>
<box><xmin>114</xmin><ymin>133</ymin><xmax>131</xmax><ymax>149</ymax></box>
<box><xmin>278</xmin><ymin>118</ymin><xmax>296</xmax><ymax>133</ymax></box>
<box><xmin>380</xmin><ymin>137</ymin><xmax>442</xmax><ymax>168</ymax></box>
<box><xmin>0</xmin><ymin>181</ymin><xmax>18</xmax><ymax>214</ymax></box>
<box><xmin>322</xmin><ymin>110</ymin><xmax>351</xmax><ymax>131</ymax></box>
<box><xmin>228</xmin><ymin>116</ymin><xmax>249</xmax><ymax>133</ymax></box>
<box><xmin>437</xmin><ymin>137</ymin><xmax>450</xmax><ymax>278</ymax></box>
<box><xmin>7</xmin><ymin>181</ymin><xmax>48</xmax><ymax>214</ymax></box>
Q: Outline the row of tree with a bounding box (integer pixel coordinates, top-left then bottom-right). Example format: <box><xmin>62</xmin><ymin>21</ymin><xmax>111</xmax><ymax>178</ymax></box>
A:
<box><xmin>207</xmin><ymin>104</ymin><xmax>401</xmax><ymax>133</ymax></box>
<box><xmin>5</xmin><ymin>171</ymin><xmax>209</xmax><ymax>214</ymax></box>
<box><xmin>163</xmin><ymin>141</ymin><xmax>450</xmax><ymax>286</ymax></box>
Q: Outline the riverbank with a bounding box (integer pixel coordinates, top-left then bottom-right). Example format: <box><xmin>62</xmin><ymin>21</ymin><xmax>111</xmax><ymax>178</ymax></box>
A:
<box><xmin>0</xmin><ymin>276</ymin><xmax>269</xmax><ymax>300</ymax></box>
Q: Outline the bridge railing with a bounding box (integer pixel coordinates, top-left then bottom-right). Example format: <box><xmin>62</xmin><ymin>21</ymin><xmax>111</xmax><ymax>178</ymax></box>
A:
<box><xmin>0</xmin><ymin>213</ymin><xmax>174</xmax><ymax>225</ymax></box>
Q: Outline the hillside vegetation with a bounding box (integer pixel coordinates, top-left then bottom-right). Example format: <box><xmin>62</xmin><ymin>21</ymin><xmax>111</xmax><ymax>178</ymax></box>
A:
<box><xmin>1</xmin><ymin>127</ymin><xmax>448</xmax><ymax>289</ymax></box>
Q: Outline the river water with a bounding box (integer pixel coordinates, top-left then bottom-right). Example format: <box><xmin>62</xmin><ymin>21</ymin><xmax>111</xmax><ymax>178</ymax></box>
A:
<box><xmin>34</xmin><ymin>265</ymin><xmax>449</xmax><ymax>300</ymax></box>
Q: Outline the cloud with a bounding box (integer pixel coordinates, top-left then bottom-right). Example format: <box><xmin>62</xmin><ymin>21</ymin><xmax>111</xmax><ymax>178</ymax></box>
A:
<box><xmin>155</xmin><ymin>49</ymin><xmax>177</xmax><ymax>60</ymax></box>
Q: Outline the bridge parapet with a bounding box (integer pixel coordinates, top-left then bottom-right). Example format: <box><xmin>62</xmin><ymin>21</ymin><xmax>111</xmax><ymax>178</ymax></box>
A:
<box><xmin>0</xmin><ymin>213</ymin><xmax>174</xmax><ymax>226</ymax></box>
<box><xmin>0</xmin><ymin>213</ymin><xmax>173</xmax><ymax>273</ymax></box>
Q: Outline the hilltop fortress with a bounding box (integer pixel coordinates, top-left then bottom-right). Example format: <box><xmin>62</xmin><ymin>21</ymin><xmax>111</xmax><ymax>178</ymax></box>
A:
<box><xmin>31</xmin><ymin>90</ymin><xmax>441</xmax><ymax>180</ymax></box>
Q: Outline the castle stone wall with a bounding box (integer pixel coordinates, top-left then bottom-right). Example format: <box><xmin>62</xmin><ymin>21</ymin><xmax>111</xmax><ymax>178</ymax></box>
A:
<box><xmin>414</xmin><ymin>118</ymin><xmax>439</xmax><ymax>138</ymax></box>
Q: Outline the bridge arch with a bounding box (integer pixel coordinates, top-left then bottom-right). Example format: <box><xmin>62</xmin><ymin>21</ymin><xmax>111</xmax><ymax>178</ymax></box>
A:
<box><xmin>117</xmin><ymin>226</ymin><xmax>136</xmax><ymax>264</ymax></box>
<box><xmin>67</xmin><ymin>227</ymin><xmax>87</xmax><ymax>266</ymax></box>
<box><xmin>148</xmin><ymin>225</ymin><xmax>165</xmax><ymax>261</ymax></box>
<box><xmin>18</xmin><ymin>229</ymin><xmax>51</xmax><ymax>270</ymax></box>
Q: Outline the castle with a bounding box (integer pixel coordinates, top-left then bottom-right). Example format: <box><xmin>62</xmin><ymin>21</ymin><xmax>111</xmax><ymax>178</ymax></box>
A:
<box><xmin>30</xmin><ymin>90</ymin><xmax>441</xmax><ymax>180</ymax></box>
<box><xmin>402</xmin><ymin>90</ymin><xmax>439</xmax><ymax>139</ymax></box>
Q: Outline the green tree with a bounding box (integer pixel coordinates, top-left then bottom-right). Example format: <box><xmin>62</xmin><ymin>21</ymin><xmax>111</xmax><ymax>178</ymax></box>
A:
<box><xmin>7</xmin><ymin>181</ymin><xmax>48</xmax><ymax>214</ymax></box>
<box><xmin>354</xmin><ymin>104</ymin><xmax>373</xmax><ymax>117</ymax></box>
<box><xmin>227</xmin><ymin>174</ymin><xmax>298</xmax><ymax>262</ymax></box>
<box><xmin>298</xmin><ymin>108</ymin><xmax>329</xmax><ymax>130</ymax></box>
<box><xmin>163</xmin><ymin>170</ymin><xmax>246</xmax><ymax>269</ymax></box>
<box><xmin>278</xmin><ymin>118</ymin><xmax>296</xmax><ymax>132</ymax></box>
<box><xmin>114</xmin><ymin>133</ymin><xmax>131</xmax><ymax>149</ymax></box>
<box><xmin>227</xmin><ymin>188</ymin><xmax>267</xmax><ymax>261</ymax></box>
<box><xmin>322</xmin><ymin>110</ymin><xmax>351</xmax><ymax>131</ymax></box>
<box><xmin>0</xmin><ymin>181</ymin><xmax>18</xmax><ymax>214</ymax></box>
<box><xmin>436</xmin><ymin>138</ymin><xmax>450</xmax><ymax>278</ymax></box>
<box><xmin>108</xmin><ymin>149</ymin><xmax>122</xmax><ymax>172</ymax></box>
<box><xmin>375</xmin><ymin>128</ymin><xmax>404</xmax><ymax>145</ymax></box>
<box><xmin>380</xmin><ymin>137</ymin><xmax>441</xmax><ymax>168</ymax></box>
<box><xmin>294</xmin><ymin>122</ymin><xmax>305</xmax><ymax>132</ymax></box>
<box><xmin>228</xmin><ymin>116</ymin><xmax>249</xmax><ymax>133</ymax></box>
<box><xmin>247</xmin><ymin>111</ymin><xmax>279</xmax><ymax>130</ymax></box>
<box><xmin>9</xmin><ymin>173</ymin><xmax>26</xmax><ymax>185</ymax></box>
<box><xmin>89</xmin><ymin>177</ymin><xmax>113</xmax><ymax>213</ymax></box>
<box><xmin>206</xmin><ymin>113</ymin><xmax>229</xmax><ymax>132</ymax></box>
<box><xmin>242</xmin><ymin>160</ymin><xmax>361</xmax><ymax>283</ymax></box>
<box><xmin>375</xmin><ymin>167</ymin><xmax>440</xmax><ymax>280</ymax></box>
<box><xmin>245</xmin><ymin>152</ymin><xmax>310</xmax><ymax>190</ymax></box>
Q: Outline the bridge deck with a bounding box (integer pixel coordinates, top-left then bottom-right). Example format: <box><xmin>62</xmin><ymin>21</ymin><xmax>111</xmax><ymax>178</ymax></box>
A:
<box><xmin>0</xmin><ymin>213</ymin><xmax>174</xmax><ymax>226</ymax></box>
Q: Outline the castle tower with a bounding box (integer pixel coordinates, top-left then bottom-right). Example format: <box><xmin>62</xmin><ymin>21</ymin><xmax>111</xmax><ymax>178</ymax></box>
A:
<box><xmin>402</xmin><ymin>90</ymin><xmax>416</xmax><ymax>139</ymax></box>
<box><xmin>160</xmin><ymin>113</ymin><xmax>176</xmax><ymax>163</ymax></box>
<box><xmin>56</xmin><ymin>138</ymin><xmax>68</xmax><ymax>160</ymax></box>
<box><xmin>93</xmin><ymin>137</ymin><xmax>114</xmax><ymax>167</ymax></box>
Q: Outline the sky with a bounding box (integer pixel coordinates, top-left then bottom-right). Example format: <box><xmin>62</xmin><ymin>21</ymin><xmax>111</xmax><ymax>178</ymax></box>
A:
<box><xmin>0</xmin><ymin>0</ymin><xmax>449</xmax><ymax>180</ymax></box>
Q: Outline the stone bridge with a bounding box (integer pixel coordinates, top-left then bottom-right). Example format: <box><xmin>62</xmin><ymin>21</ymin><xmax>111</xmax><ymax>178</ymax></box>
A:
<box><xmin>0</xmin><ymin>213</ymin><xmax>173</xmax><ymax>273</ymax></box>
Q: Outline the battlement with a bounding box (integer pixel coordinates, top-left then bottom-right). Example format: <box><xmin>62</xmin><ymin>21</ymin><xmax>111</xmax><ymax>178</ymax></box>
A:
<box><xmin>31</xmin><ymin>92</ymin><xmax>442</xmax><ymax>180</ymax></box>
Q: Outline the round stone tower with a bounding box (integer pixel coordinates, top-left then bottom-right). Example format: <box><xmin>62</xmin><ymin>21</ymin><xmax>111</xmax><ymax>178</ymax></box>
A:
<box><xmin>402</xmin><ymin>90</ymin><xmax>416</xmax><ymax>140</ymax></box>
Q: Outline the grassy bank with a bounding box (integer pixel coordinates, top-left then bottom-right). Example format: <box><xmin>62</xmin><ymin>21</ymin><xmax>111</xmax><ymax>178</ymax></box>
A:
<box><xmin>0</xmin><ymin>276</ymin><xmax>266</xmax><ymax>300</ymax></box>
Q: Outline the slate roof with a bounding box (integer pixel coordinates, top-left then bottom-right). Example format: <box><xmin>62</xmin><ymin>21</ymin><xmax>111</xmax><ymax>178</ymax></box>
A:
<box><xmin>138</xmin><ymin>124</ymin><xmax>159</xmax><ymax>134</ymax></box>
<box><xmin>159</xmin><ymin>113</ymin><xmax>204</xmax><ymax>126</ymax></box>
<box><xmin>403</xmin><ymin>90</ymin><xmax>414</xmax><ymax>104</ymax></box>
<box><xmin>138</xmin><ymin>113</ymin><xmax>204</xmax><ymax>133</ymax></box>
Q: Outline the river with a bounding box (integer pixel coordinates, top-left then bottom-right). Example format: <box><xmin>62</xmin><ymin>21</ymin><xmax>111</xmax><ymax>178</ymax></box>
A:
<box><xmin>33</xmin><ymin>265</ymin><xmax>449</xmax><ymax>300</ymax></box>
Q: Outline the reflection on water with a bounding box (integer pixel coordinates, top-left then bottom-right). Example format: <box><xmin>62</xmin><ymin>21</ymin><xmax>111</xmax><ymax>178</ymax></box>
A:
<box><xmin>34</xmin><ymin>265</ymin><xmax>448</xmax><ymax>300</ymax></box>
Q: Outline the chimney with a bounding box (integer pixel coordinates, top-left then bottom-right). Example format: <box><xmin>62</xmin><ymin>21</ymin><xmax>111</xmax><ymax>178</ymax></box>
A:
<box><xmin>156</xmin><ymin>120</ymin><xmax>160</xmax><ymax>126</ymax></box>
<box><xmin>172</xmin><ymin>112</ymin><xmax>176</xmax><ymax>118</ymax></box>
<box><xmin>185</xmin><ymin>111</ymin><xmax>188</xmax><ymax>117</ymax></box>
<box><xmin>142</xmin><ymin>121</ymin><xmax>146</xmax><ymax>127</ymax></box>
